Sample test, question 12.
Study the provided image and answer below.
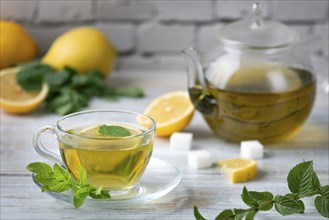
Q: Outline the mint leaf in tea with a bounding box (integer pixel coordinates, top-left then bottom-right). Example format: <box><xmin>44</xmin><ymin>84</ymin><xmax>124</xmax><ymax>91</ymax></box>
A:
<box><xmin>98</xmin><ymin>125</ymin><xmax>131</xmax><ymax>137</ymax></box>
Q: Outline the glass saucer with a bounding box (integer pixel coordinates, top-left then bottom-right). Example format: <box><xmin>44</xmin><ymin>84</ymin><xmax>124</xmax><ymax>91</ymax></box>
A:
<box><xmin>32</xmin><ymin>158</ymin><xmax>181</xmax><ymax>208</ymax></box>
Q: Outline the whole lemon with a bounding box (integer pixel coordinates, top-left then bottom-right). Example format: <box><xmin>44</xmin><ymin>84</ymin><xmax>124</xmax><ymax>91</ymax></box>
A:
<box><xmin>0</xmin><ymin>20</ymin><xmax>37</xmax><ymax>69</ymax></box>
<box><xmin>42</xmin><ymin>27</ymin><xmax>116</xmax><ymax>77</ymax></box>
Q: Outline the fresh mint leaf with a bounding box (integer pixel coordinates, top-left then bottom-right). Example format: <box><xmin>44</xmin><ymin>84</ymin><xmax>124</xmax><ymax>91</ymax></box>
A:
<box><xmin>33</xmin><ymin>173</ymin><xmax>56</xmax><ymax>189</ymax></box>
<box><xmin>241</xmin><ymin>186</ymin><xmax>258</xmax><ymax>208</ymax></box>
<box><xmin>233</xmin><ymin>209</ymin><xmax>247</xmax><ymax>220</ymax></box>
<box><xmin>78</xmin><ymin>164</ymin><xmax>87</xmax><ymax>186</ymax></box>
<box><xmin>73</xmin><ymin>186</ymin><xmax>90</xmax><ymax>208</ymax></box>
<box><xmin>95</xmin><ymin>186</ymin><xmax>103</xmax><ymax>195</ymax></box>
<box><xmin>308</xmin><ymin>170</ymin><xmax>321</xmax><ymax>196</ymax></box>
<box><xmin>284</xmin><ymin>193</ymin><xmax>299</xmax><ymax>201</ymax></box>
<box><xmin>47</xmin><ymin>178</ymin><xmax>72</xmax><ymax>192</ymax></box>
<box><xmin>116</xmin><ymin>87</ymin><xmax>144</xmax><ymax>98</ymax></box>
<box><xmin>193</xmin><ymin>206</ymin><xmax>206</xmax><ymax>220</ymax></box>
<box><xmin>45</xmin><ymin>69</ymin><xmax>71</xmax><ymax>89</ymax></box>
<box><xmin>17</xmin><ymin>68</ymin><xmax>44</xmax><ymax>91</ymax></box>
<box><xmin>274</xmin><ymin>195</ymin><xmax>304</xmax><ymax>216</ymax></box>
<box><xmin>45</xmin><ymin>88</ymin><xmax>89</xmax><ymax>115</ymax></box>
<box><xmin>215</xmin><ymin>209</ymin><xmax>234</xmax><ymax>220</ymax></box>
<box><xmin>298</xmin><ymin>200</ymin><xmax>305</xmax><ymax>213</ymax></box>
<box><xmin>315</xmin><ymin>185</ymin><xmax>329</xmax><ymax>217</ymax></box>
<box><xmin>98</xmin><ymin>125</ymin><xmax>131</xmax><ymax>137</ymax></box>
<box><xmin>27</xmin><ymin>162</ymin><xmax>57</xmax><ymax>189</ymax></box>
<box><xmin>27</xmin><ymin>162</ymin><xmax>53</xmax><ymax>175</ymax></box>
<box><xmin>99</xmin><ymin>189</ymin><xmax>111</xmax><ymax>200</ymax></box>
<box><xmin>320</xmin><ymin>185</ymin><xmax>329</xmax><ymax>199</ymax></box>
<box><xmin>249</xmin><ymin>191</ymin><xmax>274</xmax><ymax>211</ymax></box>
<box><xmin>48</xmin><ymin>164</ymin><xmax>73</xmax><ymax>192</ymax></box>
<box><xmin>16</xmin><ymin>63</ymin><xmax>54</xmax><ymax>92</ymax></box>
<box><xmin>245</xmin><ymin>210</ymin><xmax>257</xmax><ymax>220</ymax></box>
<box><xmin>53</xmin><ymin>164</ymin><xmax>71</xmax><ymax>180</ymax></box>
<box><xmin>315</xmin><ymin>195</ymin><xmax>329</xmax><ymax>218</ymax></box>
<box><xmin>89</xmin><ymin>186</ymin><xmax>111</xmax><ymax>200</ymax></box>
<box><xmin>287</xmin><ymin>161</ymin><xmax>314</xmax><ymax>197</ymax></box>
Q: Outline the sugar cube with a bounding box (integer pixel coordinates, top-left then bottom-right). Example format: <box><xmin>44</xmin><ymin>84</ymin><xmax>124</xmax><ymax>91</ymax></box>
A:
<box><xmin>240</xmin><ymin>140</ymin><xmax>264</xmax><ymax>159</ymax></box>
<box><xmin>188</xmin><ymin>150</ymin><xmax>213</xmax><ymax>169</ymax></box>
<box><xmin>170</xmin><ymin>132</ymin><xmax>193</xmax><ymax>151</ymax></box>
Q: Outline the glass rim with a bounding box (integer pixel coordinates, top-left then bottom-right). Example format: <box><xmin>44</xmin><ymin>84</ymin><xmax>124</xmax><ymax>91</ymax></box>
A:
<box><xmin>56</xmin><ymin>109</ymin><xmax>156</xmax><ymax>140</ymax></box>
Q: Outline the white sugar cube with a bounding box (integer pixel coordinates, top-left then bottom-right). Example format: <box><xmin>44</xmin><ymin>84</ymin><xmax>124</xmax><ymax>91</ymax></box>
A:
<box><xmin>188</xmin><ymin>150</ymin><xmax>213</xmax><ymax>169</ymax></box>
<box><xmin>170</xmin><ymin>132</ymin><xmax>193</xmax><ymax>151</ymax></box>
<box><xmin>240</xmin><ymin>140</ymin><xmax>264</xmax><ymax>159</ymax></box>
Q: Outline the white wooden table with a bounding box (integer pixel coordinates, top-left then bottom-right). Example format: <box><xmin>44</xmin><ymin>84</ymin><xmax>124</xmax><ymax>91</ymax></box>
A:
<box><xmin>1</xmin><ymin>71</ymin><xmax>328</xmax><ymax>220</ymax></box>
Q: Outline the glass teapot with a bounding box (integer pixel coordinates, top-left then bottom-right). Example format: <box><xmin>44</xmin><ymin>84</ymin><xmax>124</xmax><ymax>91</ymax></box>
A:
<box><xmin>183</xmin><ymin>3</ymin><xmax>316</xmax><ymax>144</ymax></box>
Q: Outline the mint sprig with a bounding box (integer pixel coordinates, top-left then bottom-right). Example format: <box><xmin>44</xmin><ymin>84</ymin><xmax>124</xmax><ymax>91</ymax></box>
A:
<box><xmin>27</xmin><ymin>162</ymin><xmax>111</xmax><ymax>208</ymax></box>
<box><xmin>16</xmin><ymin>63</ymin><xmax>144</xmax><ymax>115</ymax></box>
<box><xmin>194</xmin><ymin>161</ymin><xmax>329</xmax><ymax>219</ymax></box>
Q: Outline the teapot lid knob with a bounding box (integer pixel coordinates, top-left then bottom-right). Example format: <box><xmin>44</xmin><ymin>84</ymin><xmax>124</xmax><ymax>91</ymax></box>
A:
<box><xmin>217</xmin><ymin>2</ymin><xmax>299</xmax><ymax>48</ymax></box>
<box><xmin>251</xmin><ymin>2</ymin><xmax>264</xmax><ymax>28</ymax></box>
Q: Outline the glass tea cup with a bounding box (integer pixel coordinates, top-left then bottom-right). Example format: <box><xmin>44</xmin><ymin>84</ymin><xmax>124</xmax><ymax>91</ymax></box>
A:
<box><xmin>33</xmin><ymin>110</ymin><xmax>156</xmax><ymax>196</ymax></box>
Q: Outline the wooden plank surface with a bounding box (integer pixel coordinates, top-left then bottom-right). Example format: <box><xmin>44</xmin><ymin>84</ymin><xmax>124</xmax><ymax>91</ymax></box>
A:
<box><xmin>1</xmin><ymin>71</ymin><xmax>328</xmax><ymax>220</ymax></box>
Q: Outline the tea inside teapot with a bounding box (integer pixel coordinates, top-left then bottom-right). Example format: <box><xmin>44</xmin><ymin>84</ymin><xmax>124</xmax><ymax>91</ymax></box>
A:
<box><xmin>189</xmin><ymin>63</ymin><xmax>315</xmax><ymax>143</ymax></box>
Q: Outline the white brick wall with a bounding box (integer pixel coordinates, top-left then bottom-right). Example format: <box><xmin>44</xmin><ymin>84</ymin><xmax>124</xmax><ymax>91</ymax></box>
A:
<box><xmin>1</xmin><ymin>0</ymin><xmax>328</xmax><ymax>71</ymax></box>
<box><xmin>94</xmin><ymin>23</ymin><xmax>135</xmax><ymax>53</ymax></box>
<box><xmin>138</xmin><ymin>23</ymin><xmax>194</xmax><ymax>53</ymax></box>
<box><xmin>116</xmin><ymin>54</ymin><xmax>185</xmax><ymax>71</ymax></box>
<box><xmin>37</xmin><ymin>0</ymin><xmax>93</xmax><ymax>23</ymax></box>
<box><xmin>156</xmin><ymin>1</ymin><xmax>213</xmax><ymax>22</ymax></box>
<box><xmin>272</xmin><ymin>1</ymin><xmax>328</xmax><ymax>21</ymax></box>
<box><xmin>96</xmin><ymin>0</ymin><xmax>153</xmax><ymax>21</ymax></box>
<box><xmin>197</xmin><ymin>24</ymin><xmax>223</xmax><ymax>52</ymax></box>
<box><xmin>0</xmin><ymin>0</ymin><xmax>37</xmax><ymax>21</ymax></box>
<box><xmin>312</xmin><ymin>23</ymin><xmax>329</xmax><ymax>57</ymax></box>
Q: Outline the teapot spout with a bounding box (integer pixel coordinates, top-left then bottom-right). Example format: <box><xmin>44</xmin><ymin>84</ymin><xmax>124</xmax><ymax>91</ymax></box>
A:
<box><xmin>182</xmin><ymin>47</ymin><xmax>205</xmax><ymax>88</ymax></box>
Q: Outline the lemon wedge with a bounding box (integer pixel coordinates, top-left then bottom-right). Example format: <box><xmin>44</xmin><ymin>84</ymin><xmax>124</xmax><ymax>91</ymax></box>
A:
<box><xmin>217</xmin><ymin>158</ymin><xmax>257</xmax><ymax>183</ymax></box>
<box><xmin>0</xmin><ymin>67</ymin><xmax>48</xmax><ymax>114</ymax></box>
<box><xmin>144</xmin><ymin>91</ymin><xmax>195</xmax><ymax>137</ymax></box>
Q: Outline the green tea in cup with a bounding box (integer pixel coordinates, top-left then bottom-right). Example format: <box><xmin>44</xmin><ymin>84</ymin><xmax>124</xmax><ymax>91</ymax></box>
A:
<box><xmin>33</xmin><ymin>110</ymin><xmax>156</xmax><ymax>192</ymax></box>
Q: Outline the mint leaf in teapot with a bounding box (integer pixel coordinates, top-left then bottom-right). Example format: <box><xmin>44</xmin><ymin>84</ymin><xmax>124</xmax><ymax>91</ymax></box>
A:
<box><xmin>98</xmin><ymin>125</ymin><xmax>131</xmax><ymax>137</ymax></box>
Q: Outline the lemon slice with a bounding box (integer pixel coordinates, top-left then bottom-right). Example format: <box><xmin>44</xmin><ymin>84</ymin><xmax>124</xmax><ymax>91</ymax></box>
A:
<box><xmin>0</xmin><ymin>67</ymin><xmax>49</xmax><ymax>114</ymax></box>
<box><xmin>144</xmin><ymin>91</ymin><xmax>195</xmax><ymax>137</ymax></box>
<box><xmin>217</xmin><ymin>158</ymin><xmax>257</xmax><ymax>183</ymax></box>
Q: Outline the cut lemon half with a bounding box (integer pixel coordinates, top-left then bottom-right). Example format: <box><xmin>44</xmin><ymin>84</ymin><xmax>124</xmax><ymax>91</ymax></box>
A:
<box><xmin>217</xmin><ymin>158</ymin><xmax>257</xmax><ymax>183</ymax></box>
<box><xmin>0</xmin><ymin>67</ymin><xmax>49</xmax><ymax>114</ymax></box>
<box><xmin>144</xmin><ymin>91</ymin><xmax>195</xmax><ymax>137</ymax></box>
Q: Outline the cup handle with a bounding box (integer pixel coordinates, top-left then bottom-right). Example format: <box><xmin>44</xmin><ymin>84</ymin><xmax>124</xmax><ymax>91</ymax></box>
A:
<box><xmin>33</xmin><ymin>125</ymin><xmax>65</xmax><ymax>166</ymax></box>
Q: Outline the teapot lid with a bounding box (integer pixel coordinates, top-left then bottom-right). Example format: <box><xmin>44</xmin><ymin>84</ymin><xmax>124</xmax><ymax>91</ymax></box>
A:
<box><xmin>218</xmin><ymin>3</ymin><xmax>299</xmax><ymax>49</ymax></box>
